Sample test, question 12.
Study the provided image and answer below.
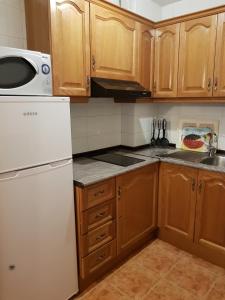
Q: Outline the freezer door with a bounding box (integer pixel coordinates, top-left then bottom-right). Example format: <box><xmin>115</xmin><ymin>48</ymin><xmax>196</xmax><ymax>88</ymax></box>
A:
<box><xmin>0</xmin><ymin>160</ymin><xmax>78</xmax><ymax>300</ymax></box>
<box><xmin>0</xmin><ymin>97</ymin><xmax>72</xmax><ymax>173</ymax></box>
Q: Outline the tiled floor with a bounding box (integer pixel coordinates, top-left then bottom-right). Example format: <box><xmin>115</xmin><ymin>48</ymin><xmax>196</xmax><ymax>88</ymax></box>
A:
<box><xmin>77</xmin><ymin>239</ymin><xmax>225</xmax><ymax>300</ymax></box>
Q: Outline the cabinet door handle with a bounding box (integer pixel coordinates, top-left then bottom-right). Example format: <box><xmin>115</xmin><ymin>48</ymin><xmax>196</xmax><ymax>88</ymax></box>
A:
<box><xmin>92</xmin><ymin>55</ymin><xmax>96</xmax><ymax>71</ymax></box>
<box><xmin>95</xmin><ymin>211</ymin><xmax>106</xmax><ymax>219</ymax></box>
<box><xmin>153</xmin><ymin>80</ymin><xmax>157</xmax><ymax>93</ymax></box>
<box><xmin>198</xmin><ymin>180</ymin><xmax>204</xmax><ymax>194</ymax></box>
<box><xmin>94</xmin><ymin>190</ymin><xmax>105</xmax><ymax>197</ymax></box>
<box><xmin>214</xmin><ymin>77</ymin><xmax>218</xmax><ymax>91</ymax></box>
<box><xmin>86</xmin><ymin>76</ymin><xmax>90</xmax><ymax>90</ymax></box>
<box><xmin>192</xmin><ymin>178</ymin><xmax>196</xmax><ymax>192</ymax></box>
<box><xmin>207</xmin><ymin>78</ymin><xmax>212</xmax><ymax>91</ymax></box>
<box><xmin>96</xmin><ymin>233</ymin><xmax>107</xmax><ymax>241</ymax></box>
<box><xmin>117</xmin><ymin>186</ymin><xmax>121</xmax><ymax>199</ymax></box>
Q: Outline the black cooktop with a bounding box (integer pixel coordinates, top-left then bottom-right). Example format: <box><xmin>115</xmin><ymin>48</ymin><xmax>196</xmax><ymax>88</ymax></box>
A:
<box><xmin>92</xmin><ymin>153</ymin><xmax>145</xmax><ymax>167</ymax></box>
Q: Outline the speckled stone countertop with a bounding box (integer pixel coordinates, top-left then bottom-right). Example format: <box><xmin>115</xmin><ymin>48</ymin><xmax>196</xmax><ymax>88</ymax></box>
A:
<box><xmin>73</xmin><ymin>147</ymin><xmax>225</xmax><ymax>186</ymax></box>
<box><xmin>73</xmin><ymin>152</ymin><xmax>159</xmax><ymax>186</ymax></box>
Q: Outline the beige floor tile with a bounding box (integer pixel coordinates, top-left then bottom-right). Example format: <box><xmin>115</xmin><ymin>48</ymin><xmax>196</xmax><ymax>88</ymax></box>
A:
<box><xmin>135</xmin><ymin>243</ymin><xmax>179</xmax><ymax>275</ymax></box>
<box><xmin>179</xmin><ymin>252</ymin><xmax>225</xmax><ymax>276</ymax></box>
<box><xmin>79</xmin><ymin>282</ymin><xmax>129</xmax><ymax>300</ymax></box>
<box><xmin>143</xmin><ymin>279</ymin><xmax>198</xmax><ymax>300</ymax></box>
<box><xmin>109</xmin><ymin>259</ymin><xmax>160</xmax><ymax>298</ymax></box>
<box><xmin>166</xmin><ymin>256</ymin><xmax>217</xmax><ymax>297</ymax></box>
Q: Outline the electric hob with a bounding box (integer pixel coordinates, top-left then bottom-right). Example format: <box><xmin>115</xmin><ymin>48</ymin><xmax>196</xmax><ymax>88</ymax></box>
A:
<box><xmin>92</xmin><ymin>153</ymin><xmax>145</xmax><ymax>167</ymax></box>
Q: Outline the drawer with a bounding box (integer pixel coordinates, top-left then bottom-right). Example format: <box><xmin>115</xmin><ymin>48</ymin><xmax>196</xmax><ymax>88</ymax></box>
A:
<box><xmin>81</xmin><ymin>221</ymin><xmax>116</xmax><ymax>257</ymax></box>
<box><xmin>81</xmin><ymin>199</ymin><xmax>115</xmax><ymax>234</ymax></box>
<box><xmin>80</xmin><ymin>239</ymin><xmax>116</xmax><ymax>278</ymax></box>
<box><xmin>82</xmin><ymin>178</ymin><xmax>116</xmax><ymax>210</ymax></box>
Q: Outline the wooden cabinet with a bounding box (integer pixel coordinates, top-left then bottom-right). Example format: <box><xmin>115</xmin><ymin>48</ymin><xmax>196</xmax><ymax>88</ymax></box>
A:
<box><xmin>214</xmin><ymin>13</ymin><xmax>225</xmax><ymax>96</ymax></box>
<box><xmin>178</xmin><ymin>16</ymin><xmax>217</xmax><ymax>97</ymax></box>
<box><xmin>25</xmin><ymin>0</ymin><xmax>91</xmax><ymax>97</ymax></box>
<box><xmin>90</xmin><ymin>3</ymin><xmax>138</xmax><ymax>81</ymax></box>
<box><xmin>195</xmin><ymin>170</ymin><xmax>225</xmax><ymax>254</ymax></box>
<box><xmin>75</xmin><ymin>165</ymin><xmax>159</xmax><ymax>285</ymax></box>
<box><xmin>75</xmin><ymin>178</ymin><xmax>117</xmax><ymax>280</ymax></box>
<box><xmin>158</xmin><ymin>163</ymin><xmax>198</xmax><ymax>240</ymax></box>
<box><xmin>154</xmin><ymin>24</ymin><xmax>180</xmax><ymax>97</ymax></box>
<box><xmin>137</xmin><ymin>23</ymin><xmax>154</xmax><ymax>91</ymax></box>
<box><xmin>117</xmin><ymin>164</ymin><xmax>158</xmax><ymax>254</ymax></box>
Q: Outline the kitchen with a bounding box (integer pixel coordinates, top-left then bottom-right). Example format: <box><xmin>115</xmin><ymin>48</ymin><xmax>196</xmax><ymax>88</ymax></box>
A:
<box><xmin>0</xmin><ymin>0</ymin><xmax>225</xmax><ymax>299</ymax></box>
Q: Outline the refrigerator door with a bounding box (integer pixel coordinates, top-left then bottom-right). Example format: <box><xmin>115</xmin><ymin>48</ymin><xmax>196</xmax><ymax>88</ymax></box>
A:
<box><xmin>0</xmin><ymin>160</ymin><xmax>78</xmax><ymax>300</ymax></box>
<box><xmin>0</xmin><ymin>96</ymin><xmax>72</xmax><ymax>174</ymax></box>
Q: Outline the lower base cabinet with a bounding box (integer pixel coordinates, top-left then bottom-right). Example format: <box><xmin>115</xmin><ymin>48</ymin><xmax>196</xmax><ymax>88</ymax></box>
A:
<box><xmin>158</xmin><ymin>163</ymin><xmax>198</xmax><ymax>241</ymax></box>
<box><xmin>159</xmin><ymin>163</ymin><xmax>225</xmax><ymax>268</ymax></box>
<box><xmin>75</xmin><ymin>161</ymin><xmax>225</xmax><ymax>293</ymax></box>
<box><xmin>117</xmin><ymin>164</ymin><xmax>159</xmax><ymax>254</ymax></box>
<box><xmin>74</xmin><ymin>163</ymin><xmax>159</xmax><ymax>290</ymax></box>
<box><xmin>195</xmin><ymin>170</ymin><xmax>225</xmax><ymax>255</ymax></box>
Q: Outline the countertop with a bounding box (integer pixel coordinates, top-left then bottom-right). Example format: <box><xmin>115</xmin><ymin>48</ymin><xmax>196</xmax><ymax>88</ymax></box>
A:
<box><xmin>73</xmin><ymin>152</ymin><xmax>159</xmax><ymax>186</ymax></box>
<box><xmin>73</xmin><ymin>147</ymin><xmax>225</xmax><ymax>186</ymax></box>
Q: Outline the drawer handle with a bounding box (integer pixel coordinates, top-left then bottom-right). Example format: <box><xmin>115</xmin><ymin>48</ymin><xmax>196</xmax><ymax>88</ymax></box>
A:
<box><xmin>94</xmin><ymin>190</ymin><xmax>105</xmax><ymax>197</ymax></box>
<box><xmin>97</xmin><ymin>253</ymin><xmax>106</xmax><ymax>262</ymax></box>
<box><xmin>96</xmin><ymin>233</ymin><xmax>107</xmax><ymax>241</ymax></box>
<box><xmin>95</xmin><ymin>211</ymin><xmax>106</xmax><ymax>219</ymax></box>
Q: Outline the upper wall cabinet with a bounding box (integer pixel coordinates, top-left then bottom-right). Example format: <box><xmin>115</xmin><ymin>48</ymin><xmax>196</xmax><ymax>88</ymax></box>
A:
<box><xmin>214</xmin><ymin>13</ymin><xmax>225</xmax><ymax>97</ymax></box>
<box><xmin>137</xmin><ymin>23</ymin><xmax>154</xmax><ymax>91</ymax></box>
<box><xmin>154</xmin><ymin>24</ymin><xmax>180</xmax><ymax>97</ymax></box>
<box><xmin>178</xmin><ymin>16</ymin><xmax>217</xmax><ymax>97</ymax></box>
<box><xmin>25</xmin><ymin>0</ymin><xmax>91</xmax><ymax>97</ymax></box>
<box><xmin>90</xmin><ymin>3</ymin><xmax>138</xmax><ymax>81</ymax></box>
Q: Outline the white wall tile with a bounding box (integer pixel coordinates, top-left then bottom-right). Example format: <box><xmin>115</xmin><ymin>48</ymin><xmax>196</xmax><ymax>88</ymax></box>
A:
<box><xmin>71</xmin><ymin>99</ymin><xmax>122</xmax><ymax>154</ymax></box>
<box><xmin>0</xmin><ymin>0</ymin><xmax>26</xmax><ymax>48</ymax></box>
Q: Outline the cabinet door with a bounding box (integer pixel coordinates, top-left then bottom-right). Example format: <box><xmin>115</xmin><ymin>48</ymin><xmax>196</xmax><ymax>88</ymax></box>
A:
<box><xmin>50</xmin><ymin>0</ymin><xmax>90</xmax><ymax>96</ymax></box>
<box><xmin>154</xmin><ymin>24</ymin><xmax>180</xmax><ymax>97</ymax></box>
<box><xmin>158</xmin><ymin>163</ymin><xmax>198</xmax><ymax>240</ymax></box>
<box><xmin>90</xmin><ymin>3</ymin><xmax>138</xmax><ymax>81</ymax></box>
<box><xmin>178</xmin><ymin>16</ymin><xmax>217</xmax><ymax>97</ymax></box>
<box><xmin>117</xmin><ymin>164</ymin><xmax>158</xmax><ymax>254</ymax></box>
<box><xmin>214</xmin><ymin>13</ymin><xmax>225</xmax><ymax>97</ymax></box>
<box><xmin>138</xmin><ymin>23</ymin><xmax>154</xmax><ymax>91</ymax></box>
<box><xmin>195</xmin><ymin>170</ymin><xmax>225</xmax><ymax>254</ymax></box>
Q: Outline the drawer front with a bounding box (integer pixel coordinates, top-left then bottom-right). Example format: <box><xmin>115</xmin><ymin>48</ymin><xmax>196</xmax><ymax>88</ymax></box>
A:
<box><xmin>81</xmin><ymin>239</ymin><xmax>116</xmax><ymax>278</ymax></box>
<box><xmin>82</xmin><ymin>178</ymin><xmax>116</xmax><ymax>210</ymax></box>
<box><xmin>81</xmin><ymin>199</ymin><xmax>115</xmax><ymax>234</ymax></box>
<box><xmin>81</xmin><ymin>221</ymin><xmax>116</xmax><ymax>257</ymax></box>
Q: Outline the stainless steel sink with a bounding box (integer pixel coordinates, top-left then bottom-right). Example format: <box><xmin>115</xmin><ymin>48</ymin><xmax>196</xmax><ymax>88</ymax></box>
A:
<box><xmin>200</xmin><ymin>156</ymin><xmax>225</xmax><ymax>167</ymax></box>
<box><xmin>159</xmin><ymin>150</ymin><xmax>208</xmax><ymax>163</ymax></box>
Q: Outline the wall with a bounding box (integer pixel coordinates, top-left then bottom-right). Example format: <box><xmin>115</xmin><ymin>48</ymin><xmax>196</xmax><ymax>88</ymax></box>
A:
<box><xmin>157</xmin><ymin>104</ymin><xmax>225</xmax><ymax>150</ymax></box>
<box><xmin>0</xmin><ymin>0</ymin><xmax>26</xmax><ymax>48</ymax></box>
<box><xmin>121</xmin><ymin>103</ymin><xmax>158</xmax><ymax>146</ymax></box>
<box><xmin>161</xmin><ymin>0</ymin><xmax>225</xmax><ymax>19</ymax></box>
<box><xmin>70</xmin><ymin>99</ymin><xmax>121</xmax><ymax>154</ymax></box>
<box><xmin>106</xmin><ymin>0</ymin><xmax>162</xmax><ymax>21</ymax></box>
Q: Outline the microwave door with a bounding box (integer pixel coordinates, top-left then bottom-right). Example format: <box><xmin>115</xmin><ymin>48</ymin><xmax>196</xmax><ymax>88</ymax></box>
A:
<box><xmin>0</xmin><ymin>56</ymin><xmax>37</xmax><ymax>89</ymax></box>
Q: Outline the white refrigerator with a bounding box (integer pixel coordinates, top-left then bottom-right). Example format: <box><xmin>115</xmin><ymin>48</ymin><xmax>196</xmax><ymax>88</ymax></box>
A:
<box><xmin>0</xmin><ymin>96</ymin><xmax>79</xmax><ymax>300</ymax></box>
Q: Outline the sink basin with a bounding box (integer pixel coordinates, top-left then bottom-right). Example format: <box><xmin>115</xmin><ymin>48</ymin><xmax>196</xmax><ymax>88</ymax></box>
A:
<box><xmin>200</xmin><ymin>156</ymin><xmax>225</xmax><ymax>167</ymax></box>
<box><xmin>159</xmin><ymin>150</ymin><xmax>207</xmax><ymax>163</ymax></box>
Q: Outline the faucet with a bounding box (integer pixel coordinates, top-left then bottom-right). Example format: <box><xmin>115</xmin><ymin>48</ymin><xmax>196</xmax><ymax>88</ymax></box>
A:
<box><xmin>208</xmin><ymin>133</ymin><xmax>217</xmax><ymax>157</ymax></box>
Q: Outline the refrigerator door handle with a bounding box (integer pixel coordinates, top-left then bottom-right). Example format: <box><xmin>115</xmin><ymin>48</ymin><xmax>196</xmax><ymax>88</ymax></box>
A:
<box><xmin>0</xmin><ymin>159</ymin><xmax>72</xmax><ymax>181</ymax></box>
<box><xmin>0</xmin><ymin>171</ymin><xmax>19</xmax><ymax>181</ymax></box>
<box><xmin>49</xmin><ymin>158</ymin><xmax>72</xmax><ymax>169</ymax></box>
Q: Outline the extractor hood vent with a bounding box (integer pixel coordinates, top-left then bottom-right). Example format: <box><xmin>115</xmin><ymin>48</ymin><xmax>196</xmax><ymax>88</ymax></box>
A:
<box><xmin>91</xmin><ymin>77</ymin><xmax>151</xmax><ymax>99</ymax></box>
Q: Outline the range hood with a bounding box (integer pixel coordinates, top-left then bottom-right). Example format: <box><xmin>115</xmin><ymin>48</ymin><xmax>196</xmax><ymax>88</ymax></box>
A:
<box><xmin>91</xmin><ymin>77</ymin><xmax>151</xmax><ymax>99</ymax></box>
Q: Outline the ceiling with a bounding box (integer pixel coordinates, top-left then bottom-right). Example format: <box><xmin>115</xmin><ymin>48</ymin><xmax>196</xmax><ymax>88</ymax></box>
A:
<box><xmin>152</xmin><ymin>0</ymin><xmax>182</xmax><ymax>6</ymax></box>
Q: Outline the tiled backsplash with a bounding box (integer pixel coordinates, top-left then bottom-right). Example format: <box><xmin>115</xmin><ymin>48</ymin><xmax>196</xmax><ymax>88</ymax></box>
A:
<box><xmin>121</xmin><ymin>103</ymin><xmax>158</xmax><ymax>147</ymax></box>
<box><xmin>157</xmin><ymin>104</ymin><xmax>225</xmax><ymax>150</ymax></box>
<box><xmin>0</xmin><ymin>0</ymin><xmax>26</xmax><ymax>48</ymax></box>
<box><xmin>70</xmin><ymin>99</ymin><xmax>122</xmax><ymax>154</ymax></box>
<box><xmin>71</xmin><ymin>102</ymin><xmax>225</xmax><ymax>154</ymax></box>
